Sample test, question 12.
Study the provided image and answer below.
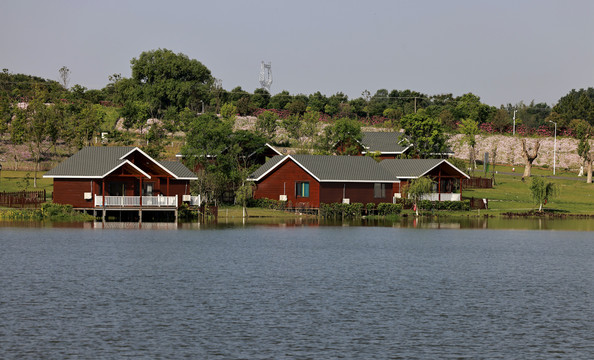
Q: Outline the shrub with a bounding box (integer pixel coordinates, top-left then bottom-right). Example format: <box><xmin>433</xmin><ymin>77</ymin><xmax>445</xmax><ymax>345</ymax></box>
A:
<box><xmin>377</xmin><ymin>203</ymin><xmax>403</xmax><ymax>216</ymax></box>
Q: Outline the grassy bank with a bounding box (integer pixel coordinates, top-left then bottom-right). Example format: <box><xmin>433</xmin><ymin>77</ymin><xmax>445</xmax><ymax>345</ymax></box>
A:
<box><xmin>463</xmin><ymin>165</ymin><xmax>593</xmax><ymax>215</ymax></box>
<box><xmin>218</xmin><ymin>205</ymin><xmax>314</xmax><ymax>219</ymax></box>
<box><xmin>0</xmin><ymin>170</ymin><xmax>53</xmax><ymax>196</ymax></box>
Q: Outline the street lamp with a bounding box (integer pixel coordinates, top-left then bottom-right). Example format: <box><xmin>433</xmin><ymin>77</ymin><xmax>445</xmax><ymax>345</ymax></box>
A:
<box><xmin>549</xmin><ymin>120</ymin><xmax>557</xmax><ymax>175</ymax></box>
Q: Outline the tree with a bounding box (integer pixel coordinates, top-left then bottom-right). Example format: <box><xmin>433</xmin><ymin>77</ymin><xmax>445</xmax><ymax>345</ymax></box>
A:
<box><xmin>491</xmin><ymin>108</ymin><xmax>510</xmax><ymax>133</ymax></box>
<box><xmin>281</xmin><ymin>114</ymin><xmax>302</xmax><ymax>140</ymax></box>
<box><xmin>255</xmin><ymin>110</ymin><xmax>278</xmax><ymax>139</ymax></box>
<box><xmin>17</xmin><ymin>93</ymin><xmax>58</xmax><ymax>187</ymax></box>
<box><xmin>130</xmin><ymin>48</ymin><xmax>214</xmax><ymax>115</ymax></box>
<box><xmin>286</xmin><ymin>99</ymin><xmax>307</xmax><ymax>115</ymax></box>
<box><xmin>529</xmin><ymin>176</ymin><xmax>559</xmax><ymax>212</ymax></box>
<box><xmin>268</xmin><ymin>90</ymin><xmax>291</xmax><ymax>110</ymax></box>
<box><xmin>400</xmin><ymin>110</ymin><xmax>447</xmax><ymax>158</ymax></box>
<box><xmin>405</xmin><ymin>176</ymin><xmax>433</xmax><ymax>216</ymax></box>
<box><xmin>454</xmin><ymin>93</ymin><xmax>493</xmax><ymax>123</ymax></box>
<box><xmin>521</xmin><ymin>139</ymin><xmax>541</xmax><ymax>179</ymax></box>
<box><xmin>459</xmin><ymin>118</ymin><xmax>479</xmax><ymax>174</ymax></box>
<box><xmin>75</xmin><ymin>104</ymin><xmax>105</xmax><ymax>149</ymax></box>
<box><xmin>120</xmin><ymin>100</ymin><xmax>150</xmax><ymax>131</ymax></box>
<box><xmin>235</xmin><ymin>169</ymin><xmax>253</xmax><ymax>218</ymax></box>
<box><xmin>220</xmin><ymin>102</ymin><xmax>237</xmax><ymax>126</ymax></box>
<box><xmin>307</xmin><ymin>91</ymin><xmax>327</xmax><ymax>112</ymax></box>
<box><xmin>143</xmin><ymin>122</ymin><xmax>169</xmax><ymax>159</ymax></box>
<box><xmin>572</xmin><ymin>119</ymin><xmax>593</xmax><ymax>183</ymax></box>
<box><xmin>0</xmin><ymin>95</ymin><xmax>11</xmax><ymax>136</ymax></box>
<box><xmin>300</xmin><ymin>111</ymin><xmax>320</xmax><ymax>149</ymax></box>
<box><xmin>182</xmin><ymin>114</ymin><xmax>234</xmax><ymax>202</ymax></box>
<box><xmin>251</xmin><ymin>88</ymin><xmax>270</xmax><ymax>109</ymax></box>
<box><xmin>325</xmin><ymin>92</ymin><xmax>348</xmax><ymax>116</ymax></box>
<box><xmin>553</xmin><ymin>88</ymin><xmax>594</xmax><ymax>126</ymax></box>
<box><xmin>319</xmin><ymin>118</ymin><xmax>362</xmax><ymax>155</ymax></box>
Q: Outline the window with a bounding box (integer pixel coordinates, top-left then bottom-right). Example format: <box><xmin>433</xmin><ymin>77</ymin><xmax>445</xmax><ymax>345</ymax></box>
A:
<box><xmin>296</xmin><ymin>182</ymin><xmax>310</xmax><ymax>197</ymax></box>
<box><xmin>374</xmin><ymin>183</ymin><xmax>386</xmax><ymax>198</ymax></box>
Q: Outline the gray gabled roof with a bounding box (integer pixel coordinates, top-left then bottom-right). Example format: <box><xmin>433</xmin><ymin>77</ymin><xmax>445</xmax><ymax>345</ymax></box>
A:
<box><xmin>159</xmin><ymin>161</ymin><xmax>198</xmax><ymax>180</ymax></box>
<box><xmin>360</xmin><ymin>132</ymin><xmax>410</xmax><ymax>154</ymax></box>
<box><xmin>248</xmin><ymin>155</ymin><xmax>398</xmax><ymax>183</ymax></box>
<box><xmin>44</xmin><ymin>146</ymin><xmax>197</xmax><ymax>180</ymax></box>
<box><xmin>379</xmin><ymin>159</ymin><xmax>469</xmax><ymax>179</ymax></box>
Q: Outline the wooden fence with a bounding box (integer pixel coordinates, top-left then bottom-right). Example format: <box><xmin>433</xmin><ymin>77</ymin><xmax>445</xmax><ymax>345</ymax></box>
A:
<box><xmin>467</xmin><ymin>197</ymin><xmax>488</xmax><ymax>210</ymax></box>
<box><xmin>0</xmin><ymin>190</ymin><xmax>46</xmax><ymax>208</ymax></box>
<box><xmin>461</xmin><ymin>177</ymin><xmax>493</xmax><ymax>189</ymax></box>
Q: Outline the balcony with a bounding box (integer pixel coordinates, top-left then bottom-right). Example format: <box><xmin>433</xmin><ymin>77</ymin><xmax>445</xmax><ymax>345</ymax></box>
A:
<box><xmin>94</xmin><ymin>195</ymin><xmax>178</xmax><ymax>208</ymax></box>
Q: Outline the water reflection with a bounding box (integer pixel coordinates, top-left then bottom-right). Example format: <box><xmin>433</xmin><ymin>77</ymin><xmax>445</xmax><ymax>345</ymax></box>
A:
<box><xmin>1</xmin><ymin>216</ymin><xmax>593</xmax><ymax>231</ymax></box>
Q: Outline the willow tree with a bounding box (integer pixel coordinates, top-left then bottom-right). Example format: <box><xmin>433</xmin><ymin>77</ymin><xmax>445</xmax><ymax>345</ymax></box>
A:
<box><xmin>529</xmin><ymin>177</ymin><xmax>559</xmax><ymax>212</ymax></box>
<box><xmin>406</xmin><ymin>176</ymin><xmax>434</xmax><ymax>216</ymax></box>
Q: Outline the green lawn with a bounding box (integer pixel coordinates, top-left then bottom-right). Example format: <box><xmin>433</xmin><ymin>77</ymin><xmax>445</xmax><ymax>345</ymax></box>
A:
<box><xmin>0</xmin><ymin>170</ymin><xmax>53</xmax><ymax>196</ymax></box>
<box><xmin>463</xmin><ymin>168</ymin><xmax>594</xmax><ymax>214</ymax></box>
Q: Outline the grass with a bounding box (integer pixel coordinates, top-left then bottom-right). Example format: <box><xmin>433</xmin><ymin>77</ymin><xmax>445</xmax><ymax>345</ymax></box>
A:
<box><xmin>218</xmin><ymin>205</ymin><xmax>313</xmax><ymax>218</ymax></box>
<box><xmin>463</xmin><ymin>165</ymin><xmax>594</xmax><ymax>215</ymax></box>
<box><xmin>0</xmin><ymin>170</ymin><xmax>53</xmax><ymax>196</ymax></box>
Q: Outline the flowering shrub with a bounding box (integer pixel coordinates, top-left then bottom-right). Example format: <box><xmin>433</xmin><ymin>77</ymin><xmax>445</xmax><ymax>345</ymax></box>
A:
<box><xmin>252</xmin><ymin>108</ymin><xmax>291</xmax><ymax>120</ymax></box>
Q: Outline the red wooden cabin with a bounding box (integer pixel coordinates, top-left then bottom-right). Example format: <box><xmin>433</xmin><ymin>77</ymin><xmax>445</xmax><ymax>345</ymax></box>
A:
<box><xmin>44</xmin><ymin>147</ymin><xmax>198</xmax><ymax>217</ymax></box>
<box><xmin>248</xmin><ymin>155</ymin><xmax>400</xmax><ymax>208</ymax></box>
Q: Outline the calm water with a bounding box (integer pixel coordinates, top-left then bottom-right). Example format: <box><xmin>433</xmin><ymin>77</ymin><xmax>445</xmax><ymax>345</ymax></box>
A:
<box><xmin>1</xmin><ymin>226</ymin><xmax>593</xmax><ymax>359</ymax></box>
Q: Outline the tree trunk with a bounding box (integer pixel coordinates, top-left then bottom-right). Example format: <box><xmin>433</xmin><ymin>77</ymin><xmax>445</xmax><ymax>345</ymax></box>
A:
<box><xmin>521</xmin><ymin>139</ymin><xmax>540</xmax><ymax>179</ymax></box>
<box><xmin>469</xmin><ymin>145</ymin><xmax>475</xmax><ymax>175</ymax></box>
<box><xmin>587</xmin><ymin>159</ymin><xmax>592</xmax><ymax>184</ymax></box>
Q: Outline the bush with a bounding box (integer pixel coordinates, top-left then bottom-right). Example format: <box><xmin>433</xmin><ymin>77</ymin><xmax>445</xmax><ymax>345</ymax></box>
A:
<box><xmin>319</xmin><ymin>202</ymin><xmax>365</xmax><ymax>219</ymax></box>
<box><xmin>417</xmin><ymin>200</ymin><xmax>470</xmax><ymax>211</ymax></box>
<box><xmin>247</xmin><ymin>198</ymin><xmax>286</xmax><ymax>210</ymax></box>
<box><xmin>377</xmin><ymin>203</ymin><xmax>403</xmax><ymax>216</ymax></box>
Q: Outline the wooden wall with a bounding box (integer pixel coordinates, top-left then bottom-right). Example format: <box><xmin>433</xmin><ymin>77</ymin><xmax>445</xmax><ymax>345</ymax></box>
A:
<box><xmin>52</xmin><ymin>177</ymin><xmax>191</xmax><ymax>208</ymax></box>
<box><xmin>320</xmin><ymin>182</ymin><xmax>394</xmax><ymax>205</ymax></box>
<box><xmin>253</xmin><ymin>159</ymin><xmax>320</xmax><ymax>207</ymax></box>
<box><xmin>53</xmin><ymin>179</ymin><xmax>95</xmax><ymax>208</ymax></box>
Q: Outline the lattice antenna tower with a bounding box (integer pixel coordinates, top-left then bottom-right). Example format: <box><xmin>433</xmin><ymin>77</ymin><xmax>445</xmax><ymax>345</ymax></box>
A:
<box><xmin>259</xmin><ymin>61</ymin><xmax>273</xmax><ymax>92</ymax></box>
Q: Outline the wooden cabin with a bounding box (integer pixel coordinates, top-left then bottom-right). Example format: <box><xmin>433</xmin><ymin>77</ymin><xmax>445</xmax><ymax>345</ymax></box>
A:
<box><xmin>247</xmin><ymin>155</ymin><xmax>399</xmax><ymax>208</ymax></box>
<box><xmin>44</xmin><ymin>147</ymin><xmax>198</xmax><ymax>220</ymax></box>
<box><xmin>379</xmin><ymin>159</ymin><xmax>470</xmax><ymax>201</ymax></box>
<box><xmin>248</xmin><ymin>155</ymin><xmax>469</xmax><ymax>207</ymax></box>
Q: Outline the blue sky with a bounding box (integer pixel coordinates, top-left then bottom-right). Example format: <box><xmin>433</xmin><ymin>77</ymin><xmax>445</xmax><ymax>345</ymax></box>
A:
<box><xmin>1</xmin><ymin>0</ymin><xmax>592</xmax><ymax>106</ymax></box>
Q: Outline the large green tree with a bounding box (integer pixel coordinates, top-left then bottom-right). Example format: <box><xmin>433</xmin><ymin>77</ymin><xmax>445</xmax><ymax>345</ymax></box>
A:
<box><xmin>130</xmin><ymin>48</ymin><xmax>214</xmax><ymax>116</ymax></box>
<box><xmin>13</xmin><ymin>93</ymin><xmax>59</xmax><ymax>187</ymax></box>
<box><xmin>318</xmin><ymin>117</ymin><xmax>362</xmax><ymax>155</ymax></box>
<box><xmin>553</xmin><ymin>88</ymin><xmax>594</xmax><ymax>126</ymax></box>
<box><xmin>400</xmin><ymin>110</ymin><xmax>447</xmax><ymax>158</ymax></box>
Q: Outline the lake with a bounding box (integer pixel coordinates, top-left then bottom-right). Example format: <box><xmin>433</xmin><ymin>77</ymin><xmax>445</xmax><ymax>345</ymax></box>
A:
<box><xmin>1</xmin><ymin>224</ymin><xmax>593</xmax><ymax>358</ymax></box>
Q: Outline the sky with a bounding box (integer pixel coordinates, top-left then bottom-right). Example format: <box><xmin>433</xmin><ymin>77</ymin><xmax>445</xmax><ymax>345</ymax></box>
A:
<box><xmin>1</xmin><ymin>0</ymin><xmax>593</xmax><ymax>106</ymax></box>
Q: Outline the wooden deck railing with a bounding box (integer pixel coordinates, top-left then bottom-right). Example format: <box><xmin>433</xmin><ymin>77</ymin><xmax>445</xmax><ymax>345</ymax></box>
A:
<box><xmin>0</xmin><ymin>190</ymin><xmax>46</xmax><ymax>208</ymax></box>
<box><xmin>94</xmin><ymin>195</ymin><xmax>178</xmax><ymax>207</ymax></box>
